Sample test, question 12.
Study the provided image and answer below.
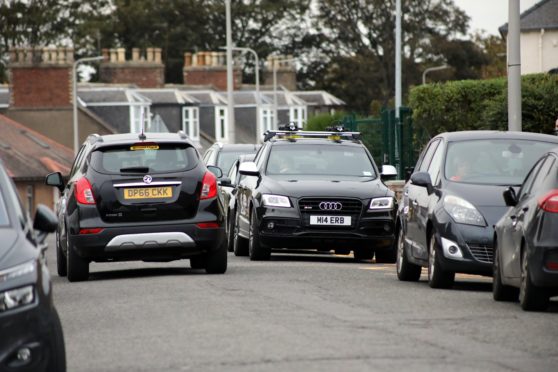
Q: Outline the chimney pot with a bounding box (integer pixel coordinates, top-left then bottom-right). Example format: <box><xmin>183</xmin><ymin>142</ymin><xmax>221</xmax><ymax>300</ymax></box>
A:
<box><xmin>184</xmin><ymin>52</ymin><xmax>192</xmax><ymax>67</ymax></box>
<box><xmin>117</xmin><ymin>48</ymin><xmax>125</xmax><ymax>63</ymax></box>
<box><xmin>102</xmin><ymin>48</ymin><xmax>110</xmax><ymax>61</ymax></box>
<box><xmin>110</xmin><ymin>49</ymin><xmax>117</xmax><ymax>63</ymax></box>
<box><xmin>154</xmin><ymin>48</ymin><xmax>162</xmax><ymax>63</ymax></box>
<box><xmin>132</xmin><ymin>48</ymin><xmax>140</xmax><ymax>61</ymax></box>
<box><xmin>146</xmin><ymin>47</ymin><xmax>154</xmax><ymax>62</ymax></box>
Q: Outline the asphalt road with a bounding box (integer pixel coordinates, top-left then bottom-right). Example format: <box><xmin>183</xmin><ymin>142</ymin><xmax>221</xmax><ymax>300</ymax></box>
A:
<box><xmin>45</xmin><ymin>236</ymin><xmax>558</xmax><ymax>372</ymax></box>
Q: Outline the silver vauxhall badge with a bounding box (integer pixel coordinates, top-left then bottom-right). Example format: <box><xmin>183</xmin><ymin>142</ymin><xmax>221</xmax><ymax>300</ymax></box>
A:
<box><xmin>143</xmin><ymin>175</ymin><xmax>153</xmax><ymax>184</ymax></box>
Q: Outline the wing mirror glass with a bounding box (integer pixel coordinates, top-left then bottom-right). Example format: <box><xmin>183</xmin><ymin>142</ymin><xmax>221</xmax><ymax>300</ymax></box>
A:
<box><xmin>45</xmin><ymin>172</ymin><xmax>64</xmax><ymax>192</ymax></box>
<box><xmin>503</xmin><ymin>187</ymin><xmax>518</xmax><ymax>207</ymax></box>
<box><xmin>238</xmin><ymin>162</ymin><xmax>260</xmax><ymax>177</ymax></box>
<box><xmin>410</xmin><ymin>171</ymin><xmax>434</xmax><ymax>195</ymax></box>
<box><xmin>207</xmin><ymin>165</ymin><xmax>223</xmax><ymax>179</ymax></box>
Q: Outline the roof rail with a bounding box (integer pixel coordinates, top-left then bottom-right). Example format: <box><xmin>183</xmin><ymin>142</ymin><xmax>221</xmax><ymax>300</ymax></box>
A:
<box><xmin>87</xmin><ymin>133</ymin><xmax>103</xmax><ymax>143</ymax></box>
<box><xmin>263</xmin><ymin>129</ymin><xmax>361</xmax><ymax>142</ymax></box>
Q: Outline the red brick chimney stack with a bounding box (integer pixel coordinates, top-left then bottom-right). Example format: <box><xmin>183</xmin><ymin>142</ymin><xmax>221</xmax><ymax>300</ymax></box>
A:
<box><xmin>264</xmin><ymin>55</ymin><xmax>297</xmax><ymax>91</ymax></box>
<box><xmin>9</xmin><ymin>47</ymin><xmax>74</xmax><ymax>108</ymax></box>
<box><xmin>99</xmin><ymin>47</ymin><xmax>165</xmax><ymax>88</ymax></box>
<box><xmin>183</xmin><ymin>51</ymin><xmax>242</xmax><ymax>90</ymax></box>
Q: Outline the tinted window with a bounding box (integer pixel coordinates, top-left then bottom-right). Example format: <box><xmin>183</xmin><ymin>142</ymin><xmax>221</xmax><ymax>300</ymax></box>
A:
<box><xmin>518</xmin><ymin>157</ymin><xmax>545</xmax><ymax>200</ymax></box>
<box><xmin>217</xmin><ymin>151</ymin><xmax>251</xmax><ymax>175</ymax></box>
<box><xmin>0</xmin><ymin>193</ymin><xmax>10</xmax><ymax>226</ymax></box>
<box><xmin>427</xmin><ymin>141</ymin><xmax>445</xmax><ymax>185</ymax></box>
<box><xmin>530</xmin><ymin>156</ymin><xmax>556</xmax><ymax>195</ymax></box>
<box><xmin>445</xmin><ymin>139</ymin><xmax>558</xmax><ymax>185</ymax></box>
<box><xmin>228</xmin><ymin>161</ymin><xmax>239</xmax><ymax>185</ymax></box>
<box><xmin>90</xmin><ymin>144</ymin><xmax>198</xmax><ymax>174</ymax></box>
<box><xmin>418</xmin><ymin>140</ymin><xmax>440</xmax><ymax>172</ymax></box>
<box><xmin>266</xmin><ymin>145</ymin><xmax>376</xmax><ymax>177</ymax></box>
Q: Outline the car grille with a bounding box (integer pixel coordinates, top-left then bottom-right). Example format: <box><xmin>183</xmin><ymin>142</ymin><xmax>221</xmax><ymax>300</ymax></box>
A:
<box><xmin>298</xmin><ymin>198</ymin><xmax>363</xmax><ymax>228</ymax></box>
<box><xmin>468</xmin><ymin>244</ymin><xmax>493</xmax><ymax>264</ymax></box>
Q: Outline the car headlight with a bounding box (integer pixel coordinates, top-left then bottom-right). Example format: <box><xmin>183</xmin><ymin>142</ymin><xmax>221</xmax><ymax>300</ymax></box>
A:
<box><xmin>0</xmin><ymin>261</ymin><xmax>37</xmax><ymax>313</ymax></box>
<box><xmin>262</xmin><ymin>194</ymin><xmax>291</xmax><ymax>208</ymax></box>
<box><xmin>0</xmin><ymin>285</ymin><xmax>35</xmax><ymax>312</ymax></box>
<box><xmin>369</xmin><ymin>197</ymin><xmax>394</xmax><ymax>210</ymax></box>
<box><xmin>443</xmin><ymin>195</ymin><xmax>486</xmax><ymax>226</ymax></box>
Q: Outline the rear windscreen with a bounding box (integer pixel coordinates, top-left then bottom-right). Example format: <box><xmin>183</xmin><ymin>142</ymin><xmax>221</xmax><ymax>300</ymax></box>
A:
<box><xmin>90</xmin><ymin>143</ymin><xmax>198</xmax><ymax>174</ymax></box>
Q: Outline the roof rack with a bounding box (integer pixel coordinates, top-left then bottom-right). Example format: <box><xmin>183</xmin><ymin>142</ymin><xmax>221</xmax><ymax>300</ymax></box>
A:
<box><xmin>263</xmin><ymin>128</ymin><xmax>361</xmax><ymax>142</ymax></box>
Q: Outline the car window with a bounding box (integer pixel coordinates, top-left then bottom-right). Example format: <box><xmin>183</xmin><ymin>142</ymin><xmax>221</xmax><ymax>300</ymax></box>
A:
<box><xmin>69</xmin><ymin>145</ymin><xmax>87</xmax><ymax>178</ymax></box>
<box><xmin>517</xmin><ymin>157</ymin><xmax>545</xmax><ymax>199</ymax></box>
<box><xmin>418</xmin><ymin>139</ymin><xmax>440</xmax><ymax>173</ymax></box>
<box><xmin>217</xmin><ymin>152</ymin><xmax>249</xmax><ymax>175</ymax></box>
<box><xmin>427</xmin><ymin>141</ymin><xmax>445</xmax><ymax>185</ymax></box>
<box><xmin>202</xmin><ymin>149</ymin><xmax>213</xmax><ymax>164</ymax></box>
<box><xmin>90</xmin><ymin>144</ymin><xmax>198</xmax><ymax>174</ymax></box>
<box><xmin>266</xmin><ymin>144</ymin><xmax>376</xmax><ymax>177</ymax></box>
<box><xmin>445</xmin><ymin>139</ymin><xmax>558</xmax><ymax>185</ymax></box>
<box><xmin>528</xmin><ymin>156</ymin><xmax>556</xmax><ymax>196</ymax></box>
<box><xmin>1</xmin><ymin>172</ymin><xmax>28</xmax><ymax>229</ymax></box>
<box><xmin>228</xmin><ymin>161</ymin><xmax>239</xmax><ymax>185</ymax></box>
<box><xmin>0</xmin><ymin>192</ymin><xmax>10</xmax><ymax>227</ymax></box>
<box><xmin>255</xmin><ymin>144</ymin><xmax>268</xmax><ymax>169</ymax></box>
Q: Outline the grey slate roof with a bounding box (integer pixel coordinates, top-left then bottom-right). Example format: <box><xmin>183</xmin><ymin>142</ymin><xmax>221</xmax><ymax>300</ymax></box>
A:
<box><xmin>136</xmin><ymin>89</ymin><xmax>199</xmax><ymax>105</ymax></box>
<box><xmin>500</xmin><ymin>0</ymin><xmax>558</xmax><ymax>35</ymax></box>
<box><xmin>78</xmin><ymin>89</ymin><xmax>131</xmax><ymax>104</ymax></box>
<box><xmin>293</xmin><ymin>91</ymin><xmax>346</xmax><ymax>106</ymax></box>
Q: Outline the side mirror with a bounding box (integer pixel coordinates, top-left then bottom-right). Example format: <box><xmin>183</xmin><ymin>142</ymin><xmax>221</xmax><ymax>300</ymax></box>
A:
<box><xmin>33</xmin><ymin>204</ymin><xmax>58</xmax><ymax>233</ymax></box>
<box><xmin>239</xmin><ymin>162</ymin><xmax>260</xmax><ymax>177</ymax></box>
<box><xmin>45</xmin><ymin>172</ymin><xmax>64</xmax><ymax>192</ymax></box>
<box><xmin>207</xmin><ymin>165</ymin><xmax>223</xmax><ymax>179</ymax></box>
<box><xmin>219</xmin><ymin>176</ymin><xmax>232</xmax><ymax>187</ymax></box>
<box><xmin>410</xmin><ymin>171</ymin><xmax>434</xmax><ymax>195</ymax></box>
<box><xmin>503</xmin><ymin>187</ymin><xmax>518</xmax><ymax>207</ymax></box>
<box><xmin>381</xmin><ymin>165</ymin><xmax>398</xmax><ymax>180</ymax></box>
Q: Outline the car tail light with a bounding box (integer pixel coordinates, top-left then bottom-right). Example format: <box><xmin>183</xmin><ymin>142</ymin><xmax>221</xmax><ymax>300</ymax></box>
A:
<box><xmin>196</xmin><ymin>222</ymin><xmax>221</xmax><ymax>229</ymax></box>
<box><xmin>546</xmin><ymin>261</ymin><xmax>558</xmax><ymax>271</ymax></box>
<box><xmin>538</xmin><ymin>189</ymin><xmax>558</xmax><ymax>213</ymax></box>
<box><xmin>200</xmin><ymin>171</ymin><xmax>217</xmax><ymax>200</ymax></box>
<box><xmin>79</xmin><ymin>228</ymin><xmax>104</xmax><ymax>235</ymax></box>
<box><xmin>75</xmin><ymin>177</ymin><xmax>96</xmax><ymax>205</ymax></box>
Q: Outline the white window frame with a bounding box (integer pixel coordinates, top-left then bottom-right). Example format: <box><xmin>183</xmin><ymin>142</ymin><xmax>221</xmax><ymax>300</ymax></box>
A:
<box><xmin>130</xmin><ymin>104</ymin><xmax>151</xmax><ymax>133</ymax></box>
<box><xmin>182</xmin><ymin>106</ymin><xmax>200</xmax><ymax>141</ymax></box>
<box><xmin>259</xmin><ymin>108</ymin><xmax>275</xmax><ymax>135</ymax></box>
<box><xmin>289</xmin><ymin>106</ymin><xmax>306</xmax><ymax>128</ymax></box>
<box><xmin>215</xmin><ymin>106</ymin><xmax>228</xmax><ymax>141</ymax></box>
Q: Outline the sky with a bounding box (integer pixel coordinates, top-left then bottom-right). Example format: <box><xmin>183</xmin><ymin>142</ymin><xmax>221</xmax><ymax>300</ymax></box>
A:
<box><xmin>453</xmin><ymin>0</ymin><xmax>540</xmax><ymax>35</ymax></box>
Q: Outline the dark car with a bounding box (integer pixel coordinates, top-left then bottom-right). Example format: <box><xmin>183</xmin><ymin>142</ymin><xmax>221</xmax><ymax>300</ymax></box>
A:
<box><xmin>45</xmin><ymin>131</ymin><xmax>227</xmax><ymax>282</ymax></box>
<box><xmin>219</xmin><ymin>154</ymin><xmax>256</xmax><ymax>252</ymax></box>
<box><xmin>396</xmin><ymin>131</ymin><xmax>558</xmax><ymax>289</ymax></box>
<box><xmin>493</xmin><ymin>148</ymin><xmax>558</xmax><ymax>311</ymax></box>
<box><xmin>232</xmin><ymin>127</ymin><xmax>399</xmax><ymax>261</ymax></box>
<box><xmin>202</xmin><ymin>143</ymin><xmax>260</xmax><ymax>176</ymax></box>
<box><xmin>0</xmin><ymin>160</ymin><xmax>66</xmax><ymax>371</ymax></box>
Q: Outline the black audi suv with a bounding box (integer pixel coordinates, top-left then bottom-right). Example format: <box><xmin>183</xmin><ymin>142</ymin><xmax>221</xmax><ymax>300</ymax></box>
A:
<box><xmin>232</xmin><ymin>126</ymin><xmax>398</xmax><ymax>261</ymax></box>
<box><xmin>45</xmin><ymin>131</ymin><xmax>227</xmax><ymax>281</ymax></box>
<box><xmin>397</xmin><ymin>131</ymin><xmax>558</xmax><ymax>289</ymax></box>
<box><xmin>493</xmin><ymin>147</ymin><xmax>558</xmax><ymax>311</ymax></box>
<box><xmin>0</xmin><ymin>160</ymin><xmax>66</xmax><ymax>371</ymax></box>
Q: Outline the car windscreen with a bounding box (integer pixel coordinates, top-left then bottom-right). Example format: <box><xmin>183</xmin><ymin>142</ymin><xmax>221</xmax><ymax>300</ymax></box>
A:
<box><xmin>445</xmin><ymin>139</ymin><xmax>558</xmax><ymax>185</ymax></box>
<box><xmin>217</xmin><ymin>151</ymin><xmax>253</xmax><ymax>174</ymax></box>
<box><xmin>90</xmin><ymin>143</ymin><xmax>198</xmax><ymax>174</ymax></box>
<box><xmin>266</xmin><ymin>144</ymin><xmax>376</xmax><ymax>177</ymax></box>
<box><xmin>0</xmin><ymin>192</ymin><xmax>9</xmax><ymax>227</ymax></box>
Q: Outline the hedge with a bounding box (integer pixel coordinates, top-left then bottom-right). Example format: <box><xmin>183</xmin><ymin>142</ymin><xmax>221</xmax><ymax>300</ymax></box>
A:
<box><xmin>409</xmin><ymin>73</ymin><xmax>558</xmax><ymax>137</ymax></box>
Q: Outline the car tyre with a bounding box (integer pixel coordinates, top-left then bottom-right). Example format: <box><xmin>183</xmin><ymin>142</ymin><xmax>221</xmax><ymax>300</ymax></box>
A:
<box><xmin>427</xmin><ymin>234</ymin><xmax>454</xmax><ymax>289</ymax></box>
<box><xmin>205</xmin><ymin>240</ymin><xmax>227</xmax><ymax>274</ymax></box>
<box><xmin>249</xmin><ymin>212</ymin><xmax>270</xmax><ymax>261</ymax></box>
<box><xmin>492</xmin><ymin>244</ymin><xmax>518</xmax><ymax>302</ymax></box>
<box><xmin>190</xmin><ymin>255</ymin><xmax>205</xmax><ymax>269</ymax></box>
<box><xmin>519</xmin><ymin>248</ymin><xmax>549</xmax><ymax>311</ymax></box>
<box><xmin>396</xmin><ymin>228</ymin><xmax>421</xmax><ymax>281</ymax></box>
<box><xmin>233</xmin><ymin>212</ymin><xmax>249</xmax><ymax>257</ymax></box>
<box><xmin>56</xmin><ymin>230</ymin><xmax>67</xmax><ymax>277</ymax></box>
<box><xmin>227</xmin><ymin>212</ymin><xmax>235</xmax><ymax>252</ymax></box>
<box><xmin>46</xmin><ymin>308</ymin><xmax>66</xmax><ymax>372</ymax></box>
<box><xmin>354</xmin><ymin>248</ymin><xmax>374</xmax><ymax>262</ymax></box>
<box><xmin>66</xmin><ymin>234</ymin><xmax>89</xmax><ymax>282</ymax></box>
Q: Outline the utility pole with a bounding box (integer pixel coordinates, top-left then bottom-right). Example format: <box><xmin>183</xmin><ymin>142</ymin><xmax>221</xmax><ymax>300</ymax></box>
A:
<box><xmin>394</xmin><ymin>0</ymin><xmax>402</xmax><ymax>178</ymax></box>
<box><xmin>508</xmin><ymin>0</ymin><xmax>522</xmax><ymax>131</ymax></box>
<box><xmin>225</xmin><ymin>0</ymin><xmax>236</xmax><ymax>143</ymax></box>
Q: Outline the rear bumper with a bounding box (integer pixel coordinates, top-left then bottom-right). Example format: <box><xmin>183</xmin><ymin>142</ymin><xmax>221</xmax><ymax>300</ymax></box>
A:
<box><xmin>529</xmin><ymin>247</ymin><xmax>558</xmax><ymax>289</ymax></box>
<box><xmin>70</xmin><ymin>223</ymin><xmax>224</xmax><ymax>261</ymax></box>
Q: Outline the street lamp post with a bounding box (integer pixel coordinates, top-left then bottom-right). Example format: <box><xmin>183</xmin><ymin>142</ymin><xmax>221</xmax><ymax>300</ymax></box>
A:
<box><xmin>225</xmin><ymin>0</ymin><xmax>235</xmax><ymax>143</ymax></box>
<box><xmin>422</xmin><ymin>64</ymin><xmax>449</xmax><ymax>85</ymax></box>
<box><xmin>272</xmin><ymin>57</ymin><xmax>295</xmax><ymax>130</ymax></box>
<box><xmin>508</xmin><ymin>0</ymin><xmax>522</xmax><ymax>132</ymax></box>
<box><xmin>220</xmin><ymin>46</ymin><xmax>261</xmax><ymax>143</ymax></box>
<box><xmin>73</xmin><ymin>56</ymin><xmax>104</xmax><ymax>154</ymax></box>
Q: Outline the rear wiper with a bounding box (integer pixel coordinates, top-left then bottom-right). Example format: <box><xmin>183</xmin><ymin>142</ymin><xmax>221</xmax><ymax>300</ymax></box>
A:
<box><xmin>119</xmin><ymin>167</ymin><xmax>150</xmax><ymax>173</ymax></box>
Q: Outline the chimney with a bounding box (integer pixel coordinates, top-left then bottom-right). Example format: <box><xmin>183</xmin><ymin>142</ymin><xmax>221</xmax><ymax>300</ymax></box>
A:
<box><xmin>264</xmin><ymin>55</ymin><xmax>297</xmax><ymax>91</ymax></box>
<box><xmin>99</xmin><ymin>47</ymin><xmax>165</xmax><ymax>88</ymax></box>
<box><xmin>8</xmin><ymin>47</ymin><xmax>74</xmax><ymax>108</ymax></box>
<box><xmin>183</xmin><ymin>51</ymin><xmax>242</xmax><ymax>90</ymax></box>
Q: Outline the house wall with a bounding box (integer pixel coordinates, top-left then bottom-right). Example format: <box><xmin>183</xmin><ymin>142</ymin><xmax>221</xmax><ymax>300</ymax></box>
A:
<box><xmin>15</xmin><ymin>180</ymin><xmax>57</xmax><ymax>217</ymax></box>
<box><xmin>199</xmin><ymin>107</ymin><xmax>216</xmax><ymax>139</ymax></box>
<box><xmin>235</xmin><ymin>107</ymin><xmax>257</xmax><ymax>144</ymax></box>
<box><xmin>151</xmin><ymin>105</ymin><xmax>181</xmax><ymax>132</ymax></box>
<box><xmin>183</xmin><ymin>67</ymin><xmax>242</xmax><ymax>91</ymax></box>
<box><xmin>86</xmin><ymin>106</ymin><xmax>130</xmax><ymax>133</ymax></box>
<box><xmin>520</xmin><ymin>30</ymin><xmax>558</xmax><ymax>74</ymax></box>
<box><xmin>10</xmin><ymin>67</ymin><xmax>72</xmax><ymax>108</ymax></box>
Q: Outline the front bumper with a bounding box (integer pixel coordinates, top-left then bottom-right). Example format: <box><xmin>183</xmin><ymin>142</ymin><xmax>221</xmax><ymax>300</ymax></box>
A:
<box><xmin>0</xmin><ymin>298</ymin><xmax>61</xmax><ymax>371</ymax></box>
<box><xmin>255</xmin><ymin>205</ymin><xmax>396</xmax><ymax>250</ymax></box>
<box><xmin>70</xmin><ymin>223</ymin><xmax>225</xmax><ymax>262</ymax></box>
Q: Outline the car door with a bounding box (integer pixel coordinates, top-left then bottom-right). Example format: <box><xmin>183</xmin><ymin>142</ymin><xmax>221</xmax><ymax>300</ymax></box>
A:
<box><xmin>406</xmin><ymin>139</ymin><xmax>440</xmax><ymax>259</ymax></box>
<box><xmin>502</xmin><ymin>157</ymin><xmax>547</xmax><ymax>279</ymax></box>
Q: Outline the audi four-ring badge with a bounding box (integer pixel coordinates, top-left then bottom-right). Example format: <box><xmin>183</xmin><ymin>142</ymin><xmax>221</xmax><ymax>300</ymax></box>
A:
<box><xmin>232</xmin><ymin>126</ymin><xmax>398</xmax><ymax>262</ymax></box>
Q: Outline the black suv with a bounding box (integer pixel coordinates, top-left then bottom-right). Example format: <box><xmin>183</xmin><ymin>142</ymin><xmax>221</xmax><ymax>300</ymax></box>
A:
<box><xmin>232</xmin><ymin>126</ymin><xmax>398</xmax><ymax>261</ymax></box>
<box><xmin>46</xmin><ymin>132</ymin><xmax>227</xmax><ymax>281</ymax></box>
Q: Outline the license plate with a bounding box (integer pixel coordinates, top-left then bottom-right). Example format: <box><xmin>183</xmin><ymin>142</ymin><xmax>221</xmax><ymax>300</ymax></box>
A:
<box><xmin>310</xmin><ymin>215</ymin><xmax>351</xmax><ymax>226</ymax></box>
<box><xmin>123</xmin><ymin>187</ymin><xmax>172</xmax><ymax>200</ymax></box>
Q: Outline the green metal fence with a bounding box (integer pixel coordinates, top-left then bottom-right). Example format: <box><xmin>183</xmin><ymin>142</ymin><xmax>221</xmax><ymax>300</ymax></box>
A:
<box><xmin>342</xmin><ymin>108</ymin><xmax>430</xmax><ymax>179</ymax></box>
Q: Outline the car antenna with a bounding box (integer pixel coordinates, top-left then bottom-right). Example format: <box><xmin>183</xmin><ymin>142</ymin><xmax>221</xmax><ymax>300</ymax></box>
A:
<box><xmin>138</xmin><ymin>111</ymin><xmax>147</xmax><ymax>140</ymax></box>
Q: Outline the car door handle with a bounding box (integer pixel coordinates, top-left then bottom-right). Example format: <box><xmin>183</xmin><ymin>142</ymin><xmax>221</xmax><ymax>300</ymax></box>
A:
<box><xmin>412</xmin><ymin>200</ymin><xmax>418</xmax><ymax>206</ymax></box>
<box><xmin>522</xmin><ymin>207</ymin><xmax>529</xmax><ymax>212</ymax></box>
